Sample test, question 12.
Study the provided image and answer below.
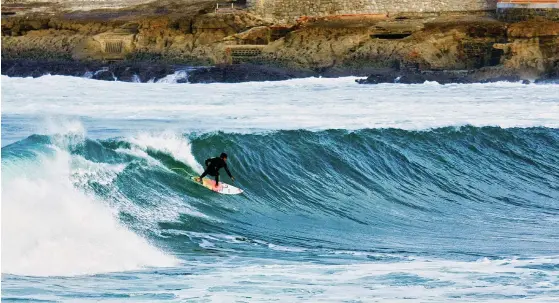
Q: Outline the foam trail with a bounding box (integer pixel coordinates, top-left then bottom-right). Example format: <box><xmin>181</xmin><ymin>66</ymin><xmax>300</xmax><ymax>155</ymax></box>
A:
<box><xmin>1</xmin><ymin>149</ymin><xmax>178</xmax><ymax>276</ymax></box>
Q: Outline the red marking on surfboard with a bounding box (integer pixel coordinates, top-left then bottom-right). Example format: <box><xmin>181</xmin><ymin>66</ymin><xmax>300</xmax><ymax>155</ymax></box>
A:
<box><xmin>192</xmin><ymin>176</ymin><xmax>243</xmax><ymax>195</ymax></box>
<box><xmin>203</xmin><ymin>179</ymin><xmax>223</xmax><ymax>192</ymax></box>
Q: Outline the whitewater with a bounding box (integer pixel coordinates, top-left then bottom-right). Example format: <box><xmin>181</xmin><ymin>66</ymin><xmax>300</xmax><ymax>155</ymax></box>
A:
<box><xmin>2</xmin><ymin>75</ymin><xmax>559</xmax><ymax>302</ymax></box>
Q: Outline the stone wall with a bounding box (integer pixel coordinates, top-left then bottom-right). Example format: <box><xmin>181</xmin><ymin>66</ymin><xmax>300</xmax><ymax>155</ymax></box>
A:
<box><xmin>496</xmin><ymin>2</ymin><xmax>559</xmax><ymax>22</ymax></box>
<box><xmin>2</xmin><ymin>0</ymin><xmax>498</xmax><ymax>23</ymax></box>
<box><xmin>1</xmin><ymin>0</ymin><xmax>155</xmax><ymax>11</ymax></box>
<box><xmin>497</xmin><ymin>8</ymin><xmax>559</xmax><ymax>21</ymax></box>
<box><xmin>247</xmin><ymin>0</ymin><xmax>497</xmax><ymax>23</ymax></box>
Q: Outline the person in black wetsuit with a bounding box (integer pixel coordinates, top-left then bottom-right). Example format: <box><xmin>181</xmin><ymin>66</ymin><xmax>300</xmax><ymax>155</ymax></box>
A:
<box><xmin>198</xmin><ymin>152</ymin><xmax>235</xmax><ymax>187</ymax></box>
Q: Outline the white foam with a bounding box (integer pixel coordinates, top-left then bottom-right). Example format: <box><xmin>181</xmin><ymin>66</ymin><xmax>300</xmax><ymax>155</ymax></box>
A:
<box><xmin>71</xmin><ymin>159</ymin><xmax>125</xmax><ymax>187</ymax></box>
<box><xmin>39</xmin><ymin>117</ymin><xmax>87</xmax><ymax>150</ymax></box>
<box><xmin>67</xmin><ymin>137</ymin><xmax>215</xmax><ymax>232</ymax></box>
<box><xmin>114</xmin><ymin>147</ymin><xmax>155</xmax><ymax>163</ymax></box>
<box><xmin>169</xmin><ymin>255</ymin><xmax>559</xmax><ymax>302</ymax></box>
<box><xmin>268</xmin><ymin>243</ymin><xmax>307</xmax><ymax>252</ymax></box>
<box><xmin>156</xmin><ymin>70</ymin><xmax>189</xmax><ymax>83</ymax></box>
<box><xmin>2</xmin><ymin>75</ymin><xmax>558</xmax><ymax>133</ymax></box>
<box><xmin>1</xmin><ymin>149</ymin><xmax>178</xmax><ymax>277</ymax></box>
<box><xmin>127</xmin><ymin>131</ymin><xmax>204</xmax><ymax>173</ymax></box>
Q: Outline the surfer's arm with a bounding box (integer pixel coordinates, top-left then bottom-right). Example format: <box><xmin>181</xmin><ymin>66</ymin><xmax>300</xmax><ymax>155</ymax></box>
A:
<box><xmin>224</xmin><ymin>163</ymin><xmax>233</xmax><ymax>179</ymax></box>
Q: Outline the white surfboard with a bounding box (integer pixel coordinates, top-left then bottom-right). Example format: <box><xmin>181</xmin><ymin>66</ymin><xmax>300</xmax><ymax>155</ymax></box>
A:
<box><xmin>191</xmin><ymin>177</ymin><xmax>244</xmax><ymax>195</ymax></box>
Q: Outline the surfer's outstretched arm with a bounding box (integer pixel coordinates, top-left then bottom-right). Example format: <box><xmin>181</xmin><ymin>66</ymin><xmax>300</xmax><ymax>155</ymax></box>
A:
<box><xmin>224</xmin><ymin>163</ymin><xmax>234</xmax><ymax>181</ymax></box>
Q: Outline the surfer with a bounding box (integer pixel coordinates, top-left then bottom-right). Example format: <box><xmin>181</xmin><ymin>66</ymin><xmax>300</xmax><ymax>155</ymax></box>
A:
<box><xmin>198</xmin><ymin>152</ymin><xmax>235</xmax><ymax>188</ymax></box>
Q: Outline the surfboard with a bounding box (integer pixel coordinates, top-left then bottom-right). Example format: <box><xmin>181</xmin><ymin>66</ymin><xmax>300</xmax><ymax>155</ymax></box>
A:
<box><xmin>191</xmin><ymin>176</ymin><xmax>244</xmax><ymax>195</ymax></box>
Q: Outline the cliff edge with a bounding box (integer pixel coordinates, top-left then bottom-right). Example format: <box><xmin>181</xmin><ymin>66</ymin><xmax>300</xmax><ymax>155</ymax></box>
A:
<box><xmin>2</xmin><ymin>0</ymin><xmax>558</xmax><ymax>82</ymax></box>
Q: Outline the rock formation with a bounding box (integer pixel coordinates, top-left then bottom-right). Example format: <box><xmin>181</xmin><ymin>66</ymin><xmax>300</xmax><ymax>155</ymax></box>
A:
<box><xmin>1</xmin><ymin>0</ymin><xmax>558</xmax><ymax>83</ymax></box>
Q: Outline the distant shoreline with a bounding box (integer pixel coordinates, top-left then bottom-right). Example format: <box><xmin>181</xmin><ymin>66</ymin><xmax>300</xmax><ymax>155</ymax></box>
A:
<box><xmin>3</xmin><ymin>59</ymin><xmax>558</xmax><ymax>84</ymax></box>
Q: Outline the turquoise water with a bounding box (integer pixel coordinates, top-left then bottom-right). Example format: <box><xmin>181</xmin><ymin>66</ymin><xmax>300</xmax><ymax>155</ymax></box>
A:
<box><xmin>2</xmin><ymin>76</ymin><xmax>559</xmax><ymax>302</ymax></box>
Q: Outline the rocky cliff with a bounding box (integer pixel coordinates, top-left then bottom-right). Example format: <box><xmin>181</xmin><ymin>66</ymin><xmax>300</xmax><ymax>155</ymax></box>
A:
<box><xmin>2</xmin><ymin>0</ymin><xmax>558</xmax><ymax>83</ymax></box>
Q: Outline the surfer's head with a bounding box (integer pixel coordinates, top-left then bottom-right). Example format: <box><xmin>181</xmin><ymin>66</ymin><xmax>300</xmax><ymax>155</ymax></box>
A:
<box><xmin>220</xmin><ymin>152</ymin><xmax>228</xmax><ymax>161</ymax></box>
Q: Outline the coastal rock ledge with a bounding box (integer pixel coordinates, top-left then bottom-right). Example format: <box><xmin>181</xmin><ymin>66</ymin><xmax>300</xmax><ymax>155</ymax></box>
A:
<box><xmin>2</xmin><ymin>0</ymin><xmax>558</xmax><ymax>83</ymax></box>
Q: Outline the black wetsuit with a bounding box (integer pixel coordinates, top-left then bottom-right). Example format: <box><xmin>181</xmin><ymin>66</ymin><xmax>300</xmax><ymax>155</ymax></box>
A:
<box><xmin>200</xmin><ymin>157</ymin><xmax>232</xmax><ymax>185</ymax></box>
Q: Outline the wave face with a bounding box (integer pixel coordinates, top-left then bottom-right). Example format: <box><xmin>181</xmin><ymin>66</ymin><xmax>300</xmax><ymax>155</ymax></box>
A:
<box><xmin>3</xmin><ymin>126</ymin><xmax>558</xmax><ymax>277</ymax></box>
<box><xmin>189</xmin><ymin>127</ymin><xmax>559</xmax><ymax>257</ymax></box>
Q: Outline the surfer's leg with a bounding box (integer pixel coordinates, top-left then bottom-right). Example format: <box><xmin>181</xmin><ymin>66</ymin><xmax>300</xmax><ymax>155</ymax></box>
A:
<box><xmin>214</xmin><ymin>174</ymin><xmax>219</xmax><ymax>187</ymax></box>
<box><xmin>199</xmin><ymin>170</ymin><xmax>208</xmax><ymax>183</ymax></box>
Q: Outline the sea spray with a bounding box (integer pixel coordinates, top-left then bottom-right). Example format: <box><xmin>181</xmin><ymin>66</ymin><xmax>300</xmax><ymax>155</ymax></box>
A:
<box><xmin>2</xmin><ymin>140</ymin><xmax>178</xmax><ymax>276</ymax></box>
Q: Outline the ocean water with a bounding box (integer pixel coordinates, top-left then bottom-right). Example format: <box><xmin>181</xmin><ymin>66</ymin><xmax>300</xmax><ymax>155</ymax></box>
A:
<box><xmin>2</xmin><ymin>75</ymin><xmax>559</xmax><ymax>302</ymax></box>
